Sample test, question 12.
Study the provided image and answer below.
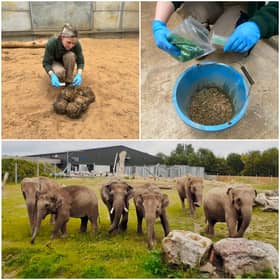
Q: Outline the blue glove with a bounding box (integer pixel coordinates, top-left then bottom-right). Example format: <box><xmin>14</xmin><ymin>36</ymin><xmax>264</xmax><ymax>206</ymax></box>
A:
<box><xmin>152</xmin><ymin>20</ymin><xmax>181</xmax><ymax>57</ymax></box>
<box><xmin>50</xmin><ymin>73</ymin><xmax>61</xmax><ymax>88</ymax></box>
<box><xmin>224</xmin><ymin>21</ymin><xmax>260</xmax><ymax>53</ymax></box>
<box><xmin>72</xmin><ymin>73</ymin><xmax>82</xmax><ymax>86</ymax></box>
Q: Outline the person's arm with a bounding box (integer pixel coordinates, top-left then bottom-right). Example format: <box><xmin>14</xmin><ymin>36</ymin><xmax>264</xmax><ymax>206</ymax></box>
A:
<box><xmin>152</xmin><ymin>1</ymin><xmax>181</xmax><ymax>56</ymax></box>
<box><xmin>154</xmin><ymin>1</ymin><xmax>176</xmax><ymax>23</ymax></box>
<box><xmin>249</xmin><ymin>2</ymin><xmax>278</xmax><ymax>38</ymax></box>
<box><xmin>42</xmin><ymin>38</ymin><xmax>56</xmax><ymax>74</ymax></box>
<box><xmin>72</xmin><ymin>42</ymin><xmax>84</xmax><ymax>86</ymax></box>
<box><xmin>224</xmin><ymin>2</ymin><xmax>278</xmax><ymax>53</ymax></box>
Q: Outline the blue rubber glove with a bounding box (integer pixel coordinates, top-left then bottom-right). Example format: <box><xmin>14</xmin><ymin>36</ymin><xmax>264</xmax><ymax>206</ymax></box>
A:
<box><xmin>224</xmin><ymin>21</ymin><xmax>260</xmax><ymax>53</ymax></box>
<box><xmin>72</xmin><ymin>73</ymin><xmax>82</xmax><ymax>86</ymax></box>
<box><xmin>50</xmin><ymin>73</ymin><xmax>61</xmax><ymax>88</ymax></box>
<box><xmin>152</xmin><ymin>20</ymin><xmax>181</xmax><ymax>57</ymax></box>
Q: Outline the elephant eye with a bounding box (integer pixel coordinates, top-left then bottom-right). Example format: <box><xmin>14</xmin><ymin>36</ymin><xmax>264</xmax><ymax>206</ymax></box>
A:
<box><xmin>236</xmin><ymin>198</ymin><xmax>242</xmax><ymax>206</ymax></box>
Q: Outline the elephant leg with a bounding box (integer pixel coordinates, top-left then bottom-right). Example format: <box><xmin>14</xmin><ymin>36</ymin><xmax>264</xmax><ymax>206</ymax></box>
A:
<box><xmin>119</xmin><ymin>211</ymin><xmax>128</xmax><ymax>231</ymax></box>
<box><xmin>88</xmin><ymin>215</ymin><xmax>98</xmax><ymax>233</ymax></box>
<box><xmin>80</xmin><ymin>216</ymin><xmax>88</xmax><ymax>233</ymax></box>
<box><xmin>226</xmin><ymin>217</ymin><xmax>238</xmax><ymax>237</ymax></box>
<box><xmin>52</xmin><ymin>215</ymin><xmax>68</xmax><ymax>239</ymax></box>
<box><xmin>136</xmin><ymin>209</ymin><xmax>143</xmax><ymax>234</ymax></box>
<box><xmin>61</xmin><ymin>221</ymin><xmax>68</xmax><ymax>238</ymax></box>
<box><xmin>49</xmin><ymin>214</ymin><xmax>56</xmax><ymax>225</ymax></box>
<box><xmin>160</xmin><ymin>212</ymin><xmax>170</xmax><ymax>236</ymax></box>
<box><xmin>205</xmin><ymin>219</ymin><xmax>215</xmax><ymax>235</ymax></box>
<box><xmin>179</xmin><ymin>194</ymin><xmax>185</xmax><ymax>210</ymax></box>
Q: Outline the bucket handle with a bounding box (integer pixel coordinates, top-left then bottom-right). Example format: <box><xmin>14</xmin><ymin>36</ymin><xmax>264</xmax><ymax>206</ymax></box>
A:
<box><xmin>240</xmin><ymin>65</ymin><xmax>254</xmax><ymax>87</ymax></box>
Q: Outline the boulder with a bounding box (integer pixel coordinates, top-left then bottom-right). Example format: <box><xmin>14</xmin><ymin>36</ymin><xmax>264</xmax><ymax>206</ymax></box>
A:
<box><xmin>255</xmin><ymin>191</ymin><xmax>278</xmax><ymax>212</ymax></box>
<box><xmin>213</xmin><ymin>238</ymin><xmax>278</xmax><ymax>277</ymax></box>
<box><xmin>162</xmin><ymin>230</ymin><xmax>212</xmax><ymax>268</ymax></box>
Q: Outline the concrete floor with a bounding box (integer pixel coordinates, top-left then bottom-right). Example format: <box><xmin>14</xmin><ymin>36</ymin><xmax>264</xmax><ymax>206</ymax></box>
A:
<box><xmin>141</xmin><ymin>2</ymin><xmax>278</xmax><ymax>139</ymax></box>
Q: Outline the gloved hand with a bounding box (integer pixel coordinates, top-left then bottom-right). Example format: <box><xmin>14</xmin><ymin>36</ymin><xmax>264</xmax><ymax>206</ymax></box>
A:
<box><xmin>72</xmin><ymin>73</ymin><xmax>82</xmax><ymax>86</ymax></box>
<box><xmin>224</xmin><ymin>21</ymin><xmax>260</xmax><ymax>53</ymax></box>
<box><xmin>152</xmin><ymin>20</ymin><xmax>181</xmax><ymax>56</ymax></box>
<box><xmin>50</xmin><ymin>73</ymin><xmax>61</xmax><ymax>88</ymax></box>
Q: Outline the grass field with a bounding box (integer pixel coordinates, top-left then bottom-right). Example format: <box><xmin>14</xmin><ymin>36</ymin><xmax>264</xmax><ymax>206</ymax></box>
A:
<box><xmin>2</xmin><ymin>176</ymin><xmax>278</xmax><ymax>278</ymax></box>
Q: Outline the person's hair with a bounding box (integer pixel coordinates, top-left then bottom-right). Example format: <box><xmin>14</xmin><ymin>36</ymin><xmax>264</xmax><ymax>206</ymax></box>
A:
<box><xmin>60</xmin><ymin>23</ymin><xmax>78</xmax><ymax>38</ymax></box>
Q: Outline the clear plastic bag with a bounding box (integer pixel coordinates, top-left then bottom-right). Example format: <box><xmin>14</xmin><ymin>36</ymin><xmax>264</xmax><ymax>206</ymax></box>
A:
<box><xmin>167</xmin><ymin>17</ymin><xmax>215</xmax><ymax>62</ymax></box>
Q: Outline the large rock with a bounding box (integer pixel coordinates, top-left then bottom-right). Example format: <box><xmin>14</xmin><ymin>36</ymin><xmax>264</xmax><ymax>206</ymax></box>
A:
<box><xmin>255</xmin><ymin>191</ymin><xmax>278</xmax><ymax>212</ymax></box>
<box><xmin>214</xmin><ymin>238</ymin><xmax>278</xmax><ymax>277</ymax></box>
<box><xmin>162</xmin><ymin>230</ymin><xmax>213</xmax><ymax>268</ymax></box>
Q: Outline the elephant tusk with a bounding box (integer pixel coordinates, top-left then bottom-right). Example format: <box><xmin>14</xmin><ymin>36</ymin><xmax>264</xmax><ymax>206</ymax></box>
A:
<box><xmin>110</xmin><ymin>207</ymin><xmax>114</xmax><ymax>214</ymax></box>
<box><xmin>124</xmin><ymin>207</ymin><xmax>128</xmax><ymax>212</ymax></box>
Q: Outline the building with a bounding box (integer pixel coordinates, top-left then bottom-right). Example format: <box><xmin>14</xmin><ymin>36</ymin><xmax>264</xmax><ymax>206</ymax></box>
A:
<box><xmin>27</xmin><ymin>145</ymin><xmax>162</xmax><ymax>175</ymax></box>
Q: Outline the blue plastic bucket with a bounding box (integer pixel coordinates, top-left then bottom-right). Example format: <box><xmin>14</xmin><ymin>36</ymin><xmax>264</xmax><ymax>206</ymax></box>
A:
<box><xmin>172</xmin><ymin>62</ymin><xmax>249</xmax><ymax>132</ymax></box>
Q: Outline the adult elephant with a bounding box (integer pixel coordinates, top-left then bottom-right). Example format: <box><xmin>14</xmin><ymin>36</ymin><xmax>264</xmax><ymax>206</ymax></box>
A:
<box><xmin>101</xmin><ymin>180</ymin><xmax>134</xmax><ymax>233</ymax></box>
<box><xmin>203</xmin><ymin>184</ymin><xmax>257</xmax><ymax>237</ymax></box>
<box><xmin>134</xmin><ymin>184</ymin><xmax>170</xmax><ymax>249</ymax></box>
<box><xmin>31</xmin><ymin>185</ymin><xmax>99</xmax><ymax>244</ymax></box>
<box><xmin>21</xmin><ymin>176</ymin><xmax>61</xmax><ymax>234</ymax></box>
<box><xmin>176</xmin><ymin>175</ymin><xmax>204</xmax><ymax>216</ymax></box>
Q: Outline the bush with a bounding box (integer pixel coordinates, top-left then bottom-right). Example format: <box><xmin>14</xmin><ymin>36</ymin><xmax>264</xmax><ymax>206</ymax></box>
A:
<box><xmin>2</xmin><ymin>158</ymin><xmax>57</xmax><ymax>183</ymax></box>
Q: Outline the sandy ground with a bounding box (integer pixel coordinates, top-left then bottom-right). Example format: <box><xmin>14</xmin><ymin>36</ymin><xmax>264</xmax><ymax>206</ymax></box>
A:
<box><xmin>2</xmin><ymin>37</ymin><xmax>139</xmax><ymax>139</ymax></box>
<box><xmin>141</xmin><ymin>2</ymin><xmax>278</xmax><ymax>139</ymax></box>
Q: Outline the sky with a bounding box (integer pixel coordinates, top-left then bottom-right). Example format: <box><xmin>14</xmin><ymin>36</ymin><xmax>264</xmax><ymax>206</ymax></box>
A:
<box><xmin>2</xmin><ymin>140</ymin><xmax>278</xmax><ymax>158</ymax></box>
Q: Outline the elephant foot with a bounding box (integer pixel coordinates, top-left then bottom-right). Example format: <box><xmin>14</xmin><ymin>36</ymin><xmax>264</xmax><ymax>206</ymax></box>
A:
<box><xmin>119</xmin><ymin>224</ymin><xmax>127</xmax><ymax>231</ymax></box>
<box><xmin>61</xmin><ymin>233</ymin><xmax>68</xmax><ymax>238</ymax></box>
<box><xmin>137</xmin><ymin>230</ymin><xmax>143</xmax><ymax>234</ymax></box>
<box><xmin>109</xmin><ymin>227</ymin><xmax>118</xmax><ymax>234</ymax></box>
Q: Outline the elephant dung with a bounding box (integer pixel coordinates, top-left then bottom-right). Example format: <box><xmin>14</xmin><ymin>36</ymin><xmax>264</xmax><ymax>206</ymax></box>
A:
<box><xmin>53</xmin><ymin>86</ymin><xmax>96</xmax><ymax>118</ymax></box>
<box><xmin>213</xmin><ymin>238</ymin><xmax>279</xmax><ymax>277</ymax></box>
<box><xmin>74</xmin><ymin>95</ymin><xmax>90</xmax><ymax>112</ymax></box>
<box><xmin>188</xmin><ymin>87</ymin><xmax>234</xmax><ymax>125</ymax></box>
<box><xmin>61</xmin><ymin>86</ymin><xmax>76</xmax><ymax>102</ymax></box>
<box><xmin>53</xmin><ymin>98</ymin><xmax>68</xmax><ymax>114</ymax></box>
<box><xmin>66</xmin><ymin>102</ymin><xmax>83</xmax><ymax>119</ymax></box>
<box><xmin>162</xmin><ymin>230</ymin><xmax>213</xmax><ymax>268</ymax></box>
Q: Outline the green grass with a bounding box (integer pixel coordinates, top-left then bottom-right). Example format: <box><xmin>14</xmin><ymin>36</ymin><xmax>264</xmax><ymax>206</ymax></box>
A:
<box><xmin>2</xmin><ymin>177</ymin><xmax>278</xmax><ymax>278</ymax></box>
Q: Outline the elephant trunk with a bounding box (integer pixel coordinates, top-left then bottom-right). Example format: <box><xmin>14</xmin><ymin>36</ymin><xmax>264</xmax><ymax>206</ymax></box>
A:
<box><xmin>26</xmin><ymin>201</ymin><xmax>36</xmax><ymax>234</ymax></box>
<box><xmin>109</xmin><ymin>196</ymin><xmax>125</xmax><ymax>233</ymax></box>
<box><xmin>236</xmin><ymin>206</ymin><xmax>252</xmax><ymax>237</ymax></box>
<box><xmin>30</xmin><ymin>209</ymin><xmax>45</xmax><ymax>244</ymax></box>
<box><xmin>146</xmin><ymin>215</ymin><xmax>156</xmax><ymax>250</ymax></box>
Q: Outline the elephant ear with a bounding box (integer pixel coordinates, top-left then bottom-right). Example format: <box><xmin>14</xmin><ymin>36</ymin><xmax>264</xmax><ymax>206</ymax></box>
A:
<box><xmin>127</xmin><ymin>185</ymin><xmax>134</xmax><ymax>200</ymax></box>
<box><xmin>135</xmin><ymin>194</ymin><xmax>143</xmax><ymax>208</ymax></box>
<box><xmin>186</xmin><ymin>177</ymin><xmax>192</xmax><ymax>188</ymax></box>
<box><xmin>226</xmin><ymin>187</ymin><xmax>234</xmax><ymax>204</ymax></box>
<box><xmin>101</xmin><ymin>183</ymin><xmax>112</xmax><ymax>201</ymax></box>
<box><xmin>161</xmin><ymin>193</ymin><xmax>169</xmax><ymax>208</ymax></box>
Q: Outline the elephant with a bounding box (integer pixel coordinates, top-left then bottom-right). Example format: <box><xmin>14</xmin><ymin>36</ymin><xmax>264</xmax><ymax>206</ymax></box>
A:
<box><xmin>101</xmin><ymin>180</ymin><xmax>134</xmax><ymax>233</ymax></box>
<box><xmin>21</xmin><ymin>176</ymin><xmax>61</xmax><ymax>234</ymax></box>
<box><xmin>203</xmin><ymin>184</ymin><xmax>257</xmax><ymax>237</ymax></box>
<box><xmin>175</xmin><ymin>175</ymin><xmax>204</xmax><ymax>216</ymax></box>
<box><xmin>30</xmin><ymin>185</ymin><xmax>99</xmax><ymax>244</ymax></box>
<box><xmin>134</xmin><ymin>184</ymin><xmax>170</xmax><ymax>249</ymax></box>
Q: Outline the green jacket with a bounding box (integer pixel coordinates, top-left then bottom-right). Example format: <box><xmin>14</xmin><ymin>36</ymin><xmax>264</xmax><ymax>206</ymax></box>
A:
<box><xmin>172</xmin><ymin>2</ymin><xmax>278</xmax><ymax>38</ymax></box>
<box><xmin>42</xmin><ymin>36</ymin><xmax>85</xmax><ymax>73</ymax></box>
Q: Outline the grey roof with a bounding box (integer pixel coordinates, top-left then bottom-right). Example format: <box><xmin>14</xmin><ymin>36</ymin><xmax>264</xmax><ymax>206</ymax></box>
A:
<box><xmin>27</xmin><ymin>145</ymin><xmax>162</xmax><ymax>166</ymax></box>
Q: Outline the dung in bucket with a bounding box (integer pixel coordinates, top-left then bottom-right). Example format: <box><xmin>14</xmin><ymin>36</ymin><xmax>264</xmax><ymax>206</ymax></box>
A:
<box><xmin>173</xmin><ymin>62</ymin><xmax>250</xmax><ymax>132</ymax></box>
<box><xmin>188</xmin><ymin>86</ymin><xmax>234</xmax><ymax>125</ymax></box>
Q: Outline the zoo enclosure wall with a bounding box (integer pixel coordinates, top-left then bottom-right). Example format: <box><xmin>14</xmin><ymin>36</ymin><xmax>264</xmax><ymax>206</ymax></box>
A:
<box><xmin>2</xmin><ymin>1</ymin><xmax>139</xmax><ymax>40</ymax></box>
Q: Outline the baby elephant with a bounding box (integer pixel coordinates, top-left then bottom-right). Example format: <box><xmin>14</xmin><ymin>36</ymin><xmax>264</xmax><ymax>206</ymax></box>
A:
<box><xmin>134</xmin><ymin>184</ymin><xmax>170</xmax><ymax>249</ymax></box>
<box><xmin>203</xmin><ymin>184</ymin><xmax>257</xmax><ymax>237</ymax></box>
<box><xmin>31</xmin><ymin>185</ymin><xmax>99</xmax><ymax>243</ymax></box>
<box><xmin>176</xmin><ymin>175</ymin><xmax>204</xmax><ymax>216</ymax></box>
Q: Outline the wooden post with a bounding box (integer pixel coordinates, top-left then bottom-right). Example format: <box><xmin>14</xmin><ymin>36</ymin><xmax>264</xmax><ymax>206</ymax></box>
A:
<box><xmin>15</xmin><ymin>162</ymin><xmax>18</xmax><ymax>184</ymax></box>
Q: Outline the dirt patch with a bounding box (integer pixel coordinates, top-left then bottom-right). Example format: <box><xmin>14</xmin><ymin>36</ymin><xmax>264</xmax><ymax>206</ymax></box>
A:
<box><xmin>2</xmin><ymin>37</ymin><xmax>139</xmax><ymax>139</ymax></box>
<box><xmin>188</xmin><ymin>87</ymin><xmax>234</xmax><ymax>125</ymax></box>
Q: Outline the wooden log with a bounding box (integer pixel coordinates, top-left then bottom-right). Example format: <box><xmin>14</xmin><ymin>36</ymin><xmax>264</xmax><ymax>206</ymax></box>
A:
<box><xmin>2</xmin><ymin>40</ymin><xmax>47</xmax><ymax>48</ymax></box>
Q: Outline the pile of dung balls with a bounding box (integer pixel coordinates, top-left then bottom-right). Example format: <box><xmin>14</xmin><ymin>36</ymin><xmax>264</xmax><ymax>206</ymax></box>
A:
<box><xmin>53</xmin><ymin>86</ymin><xmax>96</xmax><ymax>119</ymax></box>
